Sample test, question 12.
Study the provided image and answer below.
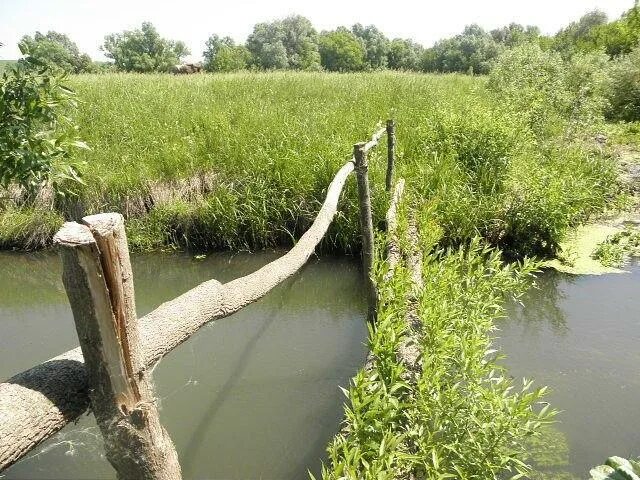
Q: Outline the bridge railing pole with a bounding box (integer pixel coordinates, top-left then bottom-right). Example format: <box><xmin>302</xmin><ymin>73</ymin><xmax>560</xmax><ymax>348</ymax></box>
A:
<box><xmin>354</xmin><ymin>142</ymin><xmax>378</xmax><ymax>321</ymax></box>
<box><xmin>55</xmin><ymin>214</ymin><xmax>181</xmax><ymax>480</ymax></box>
<box><xmin>385</xmin><ymin>119</ymin><xmax>396</xmax><ymax>192</ymax></box>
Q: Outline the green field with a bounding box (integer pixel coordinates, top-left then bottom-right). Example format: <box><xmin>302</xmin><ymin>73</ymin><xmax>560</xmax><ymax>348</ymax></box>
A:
<box><xmin>0</xmin><ymin>72</ymin><xmax>616</xmax><ymax>257</ymax></box>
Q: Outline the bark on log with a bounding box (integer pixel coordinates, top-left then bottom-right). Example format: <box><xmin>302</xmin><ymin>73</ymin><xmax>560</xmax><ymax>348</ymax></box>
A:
<box><xmin>59</xmin><ymin>214</ymin><xmax>181</xmax><ymax>479</ymax></box>
<box><xmin>363</xmin><ymin>127</ymin><xmax>387</xmax><ymax>153</ymax></box>
<box><xmin>385</xmin><ymin>120</ymin><xmax>396</xmax><ymax>192</ymax></box>
<box><xmin>384</xmin><ymin>178</ymin><xmax>405</xmax><ymax>280</ymax></box>
<box><xmin>0</xmin><ymin>161</ymin><xmax>355</xmax><ymax>472</ymax></box>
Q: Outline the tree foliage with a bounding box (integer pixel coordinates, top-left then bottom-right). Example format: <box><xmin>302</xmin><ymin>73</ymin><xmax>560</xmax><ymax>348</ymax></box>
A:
<box><xmin>102</xmin><ymin>22</ymin><xmax>189</xmax><ymax>72</ymax></box>
<box><xmin>0</xmin><ymin>49</ymin><xmax>87</xmax><ymax>198</ymax></box>
<box><xmin>318</xmin><ymin>29</ymin><xmax>366</xmax><ymax>72</ymax></box>
<box><xmin>607</xmin><ymin>43</ymin><xmax>640</xmax><ymax>121</ymax></box>
<box><xmin>20</xmin><ymin>31</ymin><xmax>93</xmax><ymax>73</ymax></box>
<box><xmin>351</xmin><ymin>23</ymin><xmax>389</xmax><ymax>69</ymax></box>
<box><xmin>489</xmin><ymin>43</ymin><xmax>610</xmax><ymax>138</ymax></box>
<box><xmin>549</xmin><ymin>3</ymin><xmax>640</xmax><ymax>58</ymax></box>
<box><xmin>387</xmin><ymin>38</ymin><xmax>423</xmax><ymax>70</ymax></box>
<box><xmin>422</xmin><ymin>24</ymin><xmax>503</xmax><ymax>74</ymax></box>
<box><xmin>246</xmin><ymin>15</ymin><xmax>320</xmax><ymax>70</ymax></box>
<box><xmin>552</xmin><ymin>10</ymin><xmax>609</xmax><ymax>58</ymax></box>
<box><xmin>203</xmin><ymin>35</ymin><xmax>249</xmax><ymax>72</ymax></box>
<box><xmin>281</xmin><ymin>15</ymin><xmax>321</xmax><ymax>70</ymax></box>
<box><xmin>490</xmin><ymin>23</ymin><xmax>540</xmax><ymax>47</ymax></box>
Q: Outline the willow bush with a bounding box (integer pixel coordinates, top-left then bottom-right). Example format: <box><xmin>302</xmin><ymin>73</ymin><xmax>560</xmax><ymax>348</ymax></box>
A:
<box><xmin>320</xmin><ymin>227</ymin><xmax>553</xmax><ymax>479</ymax></box>
<box><xmin>0</xmin><ymin>50</ymin><xmax>87</xmax><ymax>199</ymax></box>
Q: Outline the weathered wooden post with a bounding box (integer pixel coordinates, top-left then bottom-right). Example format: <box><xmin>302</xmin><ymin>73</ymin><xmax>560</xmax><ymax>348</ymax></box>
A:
<box><xmin>354</xmin><ymin>142</ymin><xmax>377</xmax><ymax>321</ymax></box>
<box><xmin>385</xmin><ymin>119</ymin><xmax>396</xmax><ymax>192</ymax></box>
<box><xmin>54</xmin><ymin>213</ymin><xmax>181</xmax><ymax>480</ymax></box>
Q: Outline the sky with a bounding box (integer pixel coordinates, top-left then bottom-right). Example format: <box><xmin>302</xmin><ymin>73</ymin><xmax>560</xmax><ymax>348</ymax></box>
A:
<box><xmin>0</xmin><ymin>0</ymin><xmax>634</xmax><ymax>61</ymax></box>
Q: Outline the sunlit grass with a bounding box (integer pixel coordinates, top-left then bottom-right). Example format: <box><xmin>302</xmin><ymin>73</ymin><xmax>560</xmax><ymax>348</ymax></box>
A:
<box><xmin>1</xmin><ymin>71</ymin><xmax>617</xmax><ymax>255</ymax></box>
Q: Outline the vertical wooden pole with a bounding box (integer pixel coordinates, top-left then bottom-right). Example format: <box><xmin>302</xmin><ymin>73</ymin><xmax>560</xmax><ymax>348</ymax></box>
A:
<box><xmin>354</xmin><ymin>142</ymin><xmax>377</xmax><ymax>321</ymax></box>
<box><xmin>385</xmin><ymin>119</ymin><xmax>396</xmax><ymax>192</ymax></box>
<box><xmin>54</xmin><ymin>214</ymin><xmax>181</xmax><ymax>480</ymax></box>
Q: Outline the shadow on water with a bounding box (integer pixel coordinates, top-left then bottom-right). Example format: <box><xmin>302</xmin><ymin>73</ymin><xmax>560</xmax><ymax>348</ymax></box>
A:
<box><xmin>180</xmin><ymin>267</ymin><xmax>303</xmax><ymax>477</ymax></box>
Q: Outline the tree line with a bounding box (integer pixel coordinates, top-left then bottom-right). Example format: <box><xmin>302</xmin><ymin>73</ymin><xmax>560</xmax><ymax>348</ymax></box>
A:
<box><xmin>5</xmin><ymin>1</ymin><xmax>640</xmax><ymax>74</ymax></box>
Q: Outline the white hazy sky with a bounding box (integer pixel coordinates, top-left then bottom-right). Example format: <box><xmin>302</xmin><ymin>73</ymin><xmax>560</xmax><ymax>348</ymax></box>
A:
<box><xmin>0</xmin><ymin>0</ymin><xmax>634</xmax><ymax>61</ymax></box>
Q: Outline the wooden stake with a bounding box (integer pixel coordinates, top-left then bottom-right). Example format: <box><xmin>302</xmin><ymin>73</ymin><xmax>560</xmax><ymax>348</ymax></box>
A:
<box><xmin>354</xmin><ymin>142</ymin><xmax>377</xmax><ymax>321</ymax></box>
<box><xmin>54</xmin><ymin>214</ymin><xmax>181</xmax><ymax>480</ymax></box>
<box><xmin>385</xmin><ymin>119</ymin><xmax>396</xmax><ymax>192</ymax></box>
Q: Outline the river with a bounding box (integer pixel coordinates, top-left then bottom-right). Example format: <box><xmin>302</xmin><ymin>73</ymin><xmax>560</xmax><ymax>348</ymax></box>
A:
<box><xmin>497</xmin><ymin>263</ymin><xmax>640</xmax><ymax>478</ymax></box>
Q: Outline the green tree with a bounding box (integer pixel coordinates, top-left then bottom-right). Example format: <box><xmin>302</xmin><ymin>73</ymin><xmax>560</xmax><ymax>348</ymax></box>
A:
<box><xmin>0</xmin><ymin>47</ymin><xmax>87</xmax><ymax>198</ymax></box>
<box><xmin>319</xmin><ymin>28</ymin><xmax>366</xmax><ymax>72</ymax></box>
<box><xmin>246</xmin><ymin>15</ymin><xmax>320</xmax><ymax>70</ymax></box>
<box><xmin>102</xmin><ymin>22</ymin><xmax>189</xmax><ymax>72</ymax></box>
<box><xmin>489</xmin><ymin>43</ymin><xmax>609</xmax><ymax>138</ymax></box>
<box><xmin>203</xmin><ymin>35</ymin><xmax>249</xmax><ymax>72</ymax></box>
<box><xmin>490</xmin><ymin>24</ymin><xmax>540</xmax><ymax>47</ymax></box>
<box><xmin>422</xmin><ymin>24</ymin><xmax>502</xmax><ymax>74</ymax></box>
<box><xmin>351</xmin><ymin>24</ymin><xmax>389</xmax><ymax>69</ymax></box>
<box><xmin>20</xmin><ymin>31</ymin><xmax>92</xmax><ymax>73</ymax></box>
<box><xmin>281</xmin><ymin>15</ymin><xmax>321</xmax><ymax>70</ymax></box>
<box><xmin>246</xmin><ymin>21</ymin><xmax>288</xmax><ymax>69</ymax></box>
<box><xmin>552</xmin><ymin>10</ymin><xmax>608</xmax><ymax>58</ymax></box>
<box><xmin>595</xmin><ymin>1</ymin><xmax>640</xmax><ymax>57</ymax></box>
<box><xmin>213</xmin><ymin>45</ymin><xmax>250</xmax><ymax>72</ymax></box>
<box><xmin>387</xmin><ymin>38</ymin><xmax>423</xmax><ymax>70</ymax></box>
<box><xmin>607</xmin><ymin>43</ymin><xmax>640</xmax><ymax>121</ymax></box>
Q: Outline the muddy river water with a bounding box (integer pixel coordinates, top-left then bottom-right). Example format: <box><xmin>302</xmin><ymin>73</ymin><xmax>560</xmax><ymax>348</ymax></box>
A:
<box><xmin>498</xmin><ymin>263</ymin><xmax>640</xmax><ymax>478</ymax></box>
<box><xmin>0</xmin><ymin>251</ymin><xmax>368</xmax><ymax>479</ymax></box>
<box><xmin>1</xmin><ymin>252</ymin><xmax>639</xmax><ymax>479</ymax></box>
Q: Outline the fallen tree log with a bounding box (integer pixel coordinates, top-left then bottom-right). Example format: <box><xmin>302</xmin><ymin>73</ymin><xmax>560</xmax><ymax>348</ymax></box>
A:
<box><xmin>0</xmin><ymin>160</ymin><xmax>355</xmax><ymax>472</ymax></box>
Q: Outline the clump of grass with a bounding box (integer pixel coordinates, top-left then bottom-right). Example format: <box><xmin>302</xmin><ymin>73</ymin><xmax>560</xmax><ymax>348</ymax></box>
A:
<box><xmin>0</xmin><ymin>207</ymin><xmax>63</xmax><ymax>250</ymax></box>
<box><xmin>592</xmin><ymin>227</ymin><xmax>640</xmax><ymax>267</ymax></box>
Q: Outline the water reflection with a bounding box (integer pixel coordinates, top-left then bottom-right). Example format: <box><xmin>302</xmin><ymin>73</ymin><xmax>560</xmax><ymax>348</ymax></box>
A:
<box><xmin>498</xmin><ymin>263</ymin><xmax>640</xmax><ymax>477</ymax></box>
<box><xmin>506</xmin><ymin>270</ymin><xmax>571</xmax><ymax>335</ymax></box>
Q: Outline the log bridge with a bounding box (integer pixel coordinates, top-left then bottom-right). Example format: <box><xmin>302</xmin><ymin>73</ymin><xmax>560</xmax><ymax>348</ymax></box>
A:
<box><xmin>0</xmin><ymin>120</ymin><xmax>400</xmax><ymax>479</ymax></box>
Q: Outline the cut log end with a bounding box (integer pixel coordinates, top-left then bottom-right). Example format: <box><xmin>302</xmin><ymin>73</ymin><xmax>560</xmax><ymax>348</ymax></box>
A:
<box><xmin>83</xmin><ymin>213</ymin><xmax>125</xmax><ymax>237</ymax></box>
<box><xmin>53</xmin><ymin>222</ymin><xmax>95</xmax><ymax>246</ymax></box>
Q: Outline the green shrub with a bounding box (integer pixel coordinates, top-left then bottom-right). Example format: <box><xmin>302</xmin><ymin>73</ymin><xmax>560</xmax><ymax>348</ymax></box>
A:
<box><xmin>0</xmin><ymin>51</ymin><xmax>87</xmax><ymax>199</ymax></box>
<box><xmin>607</xmin><ymin>44</ymin><xmax>640</xmax><ymax>121</ymax></box>
<box><xmin>489</xmin><ymin>43</ymin><xmax>609</xmax><ymax>139</ymax></box>
<box><xmin>322</xmin><ymin>233</ymin><xmax>552</xmax><ymax>479</ymax></box>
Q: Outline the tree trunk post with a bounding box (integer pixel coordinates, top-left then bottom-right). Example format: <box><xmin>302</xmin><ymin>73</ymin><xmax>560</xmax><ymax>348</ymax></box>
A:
<box><xmin>54</xmin><ymin>214</ymin><xmax>181</xmax><ymax>480</ymax></box>
<box><xmin>385</xmin><ymin>119</ymin><xmax>396</xmax><ymax>192</ymax></box>
<box><xmin>354</xmin><ymin>142</ymin><xmax>377</xmax><ymax>321</ymax></box>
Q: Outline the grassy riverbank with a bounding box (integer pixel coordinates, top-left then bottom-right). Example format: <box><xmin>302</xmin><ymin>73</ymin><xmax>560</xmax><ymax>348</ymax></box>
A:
<box><xmin>0</xmin><ymin>71</ymin><xmax>617</xmax><ymax>258</ymax></box>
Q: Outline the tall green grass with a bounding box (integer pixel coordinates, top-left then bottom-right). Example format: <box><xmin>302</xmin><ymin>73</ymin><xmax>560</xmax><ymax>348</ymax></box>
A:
<box><xmin>0</xmin><ymin>71</ymin><xmax>617</xmax><ymax>256</ymax></box>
